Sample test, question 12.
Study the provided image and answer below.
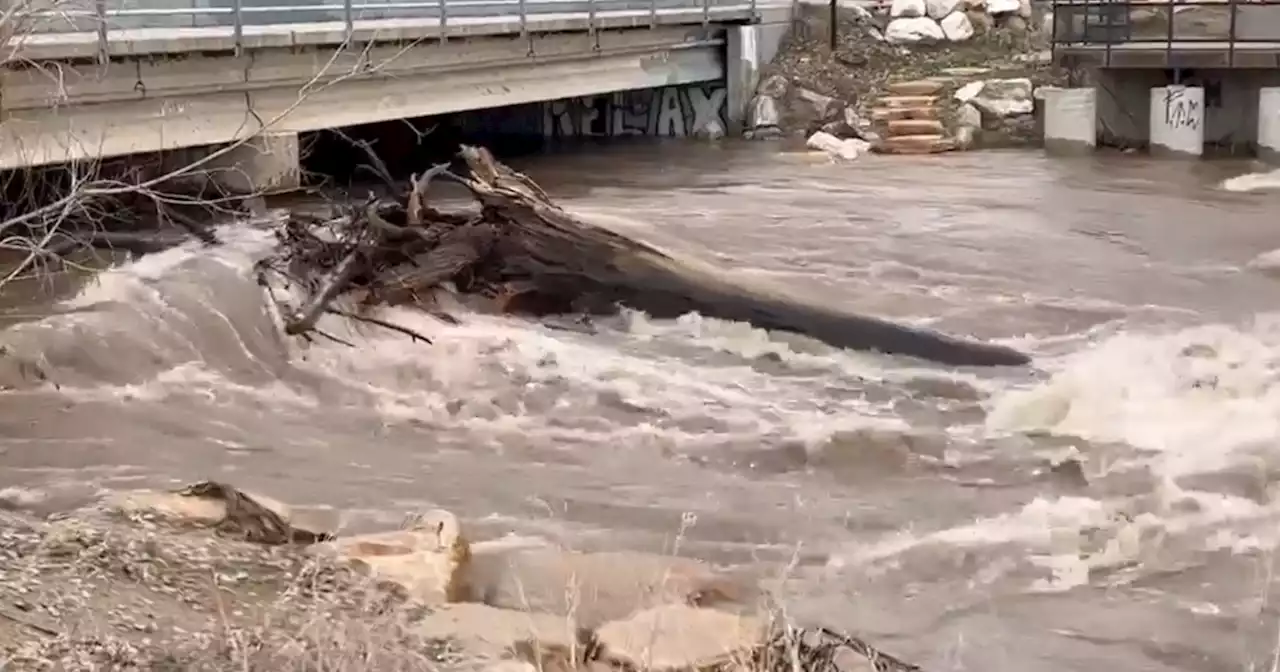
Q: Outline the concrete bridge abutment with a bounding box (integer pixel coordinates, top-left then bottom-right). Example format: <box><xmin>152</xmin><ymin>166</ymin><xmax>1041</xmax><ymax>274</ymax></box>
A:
<box><xmin>1260</xmin><ymin>87</ymin><xmax>1280</xmax><ymax>163</ymax></box>
<box><xmin>725</xmin><ymin>11</ymin><xmax>791</xmax><ymax>136</ymax></box>
<box><xmin>203</xmin><ymin>134</ymin><xmax>302</xmax><ymax>195</ymax></box>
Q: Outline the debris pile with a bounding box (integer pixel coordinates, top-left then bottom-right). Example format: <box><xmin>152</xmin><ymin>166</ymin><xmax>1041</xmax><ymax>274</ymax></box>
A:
<box><xmin>252</xmin><ymin>145</ymin><xmax>1030</xmax><ymax>367</ymax></box>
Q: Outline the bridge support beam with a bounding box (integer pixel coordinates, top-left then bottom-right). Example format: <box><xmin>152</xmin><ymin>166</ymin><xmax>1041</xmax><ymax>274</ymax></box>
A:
<box><xmin>1149</xmin><ymin>86</ymin><xmax>1204</xmax><ymax>158</ymax></box>
<box><xmin>1042</xmin><ymin>87</ymin><xmax>1097</xmax><ymax>155</ymax></box>
<box><xmin>725</xmin><ymin>21</ymin><xmax>789</xmax><ymax>135</ymax></box>
<box><xmin>1259</xmin><ymin>87</ymin><xmax>1280</xmax><ymax>164</ymax></box>
<box><xmin>204</xmin><ymin>134</ymin><xmax>301</xmax><ymax>195</ymax></box>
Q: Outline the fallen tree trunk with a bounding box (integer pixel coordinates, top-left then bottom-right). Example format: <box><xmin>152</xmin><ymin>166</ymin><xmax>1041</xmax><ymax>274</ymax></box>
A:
<box><xmin>263</xmin><ymin>146</ymin><xmax>1030</xmax><ymax>368</ymax></box>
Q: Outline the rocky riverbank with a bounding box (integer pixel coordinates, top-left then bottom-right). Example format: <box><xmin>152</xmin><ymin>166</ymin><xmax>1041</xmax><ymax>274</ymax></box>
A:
<box><xmin>747</xmin><ymin>1</ymin><xmax>1068</xmax><ymax>157</ymax></box>
<box><xmin>0</xmin><ymin>481</ymin><xmax>917</xmax><ymax>671</ymax></box>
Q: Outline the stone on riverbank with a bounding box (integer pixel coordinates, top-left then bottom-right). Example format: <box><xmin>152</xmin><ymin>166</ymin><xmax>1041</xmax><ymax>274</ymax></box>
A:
<box><xmin>315</xmin><ymin>508</ymin><xmax>471</xmax><ymax>605</ymax></box>
<box><xmin>0</xmin><ymin>482</ymin><xmax>934</xmax><ymax>672</ymax></box>
<box><xmin>105</xmin><ymin>481</ymin><xmax>340</xmax><ymax>543</ymax></box>
<box><xmin>462</xmin><ymin>546</ymin><xmax>760</xmax><ymax>628</ymax></box>
<box><xmin>595</xmin><ymin>604</ymin><xmax>769</xmax><ymax>671</ymax></box>
<box><xmin>940</xmin><ymin>11</ymin><xmax>976</xmax><ymax>41</ymax></box>
<box><xmin>806</xmin><ymin>131</ymin><xmax>871</xmax><ymax>160</ymax></box>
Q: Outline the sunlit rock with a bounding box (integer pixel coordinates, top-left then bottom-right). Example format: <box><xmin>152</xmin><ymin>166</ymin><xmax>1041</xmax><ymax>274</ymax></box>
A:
<box><xmin>886</xmin><ymin>17</ymin><xmax>946</xmax><ymax>44</ymax></box>
<box><xmin>807</xmin><ymin>131</ymin><xmax>871</xmax><ymax>160</ymax></box>
<box><xmin>461</xmin><ymin>547</ymin><xmax>759</xmax><ymax>629</ymax></box>
<box><xmin>105</xmin><ymin>482</ymin><xmax>339</xmax><ymax>542</ymax></box>
<box><xmin>940</xmin><ymin>10</ymin><xmax>976</xmax><ymax>40</ymax></box>
<box><xmin>314</xmin><ymin>508</ymin><xmax>470</xmax><ymax>604</ymax></box>
<box><xmin>926</xmin><ymin>0</ymin><xmax>963</xmax><ymax>19</ymax></box>
<box><xmin>796</xmin><ymin>87</ymin><xmax>845</xmax><ymax>122</ymax></box>
<box><xmin>890</xmin><ymin>0</ymin><xmax>926</xmax><ymax>18</ymax></box>
<box><xmin>595</xmin><ymin>604</ymin><xmax>769</xmax><ymax>671</ymax></box>
<box><xmin>969</xmin><ymin>78</ymin><xmax>1035</xmax><ymax>119</ymax></box>
<box><xmin>415</xmin><ymin>602</ymin><xmax>581</xmax><ymax>660</ymax></box>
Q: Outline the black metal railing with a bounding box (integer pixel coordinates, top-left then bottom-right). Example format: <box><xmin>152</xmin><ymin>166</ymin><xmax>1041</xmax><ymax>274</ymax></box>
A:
<box><xmin>1051</xmin><ymin>0</ymin><xmax>1280</xmax><ymax>65</ymax></box>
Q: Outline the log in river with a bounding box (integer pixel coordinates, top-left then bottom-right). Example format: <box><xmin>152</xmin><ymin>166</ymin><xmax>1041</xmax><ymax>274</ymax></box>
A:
<box><xmin>251</xmin><ymin>145</ymin><xmax>1030</xmax><ymax>368</ymax></box>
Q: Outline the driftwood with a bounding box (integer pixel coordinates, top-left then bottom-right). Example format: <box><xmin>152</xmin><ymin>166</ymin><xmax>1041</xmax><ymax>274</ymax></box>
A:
<box><xmin>258</xmin><ymin>145</ymin><xmax>1029</xmax><ymax>368</ymax></box>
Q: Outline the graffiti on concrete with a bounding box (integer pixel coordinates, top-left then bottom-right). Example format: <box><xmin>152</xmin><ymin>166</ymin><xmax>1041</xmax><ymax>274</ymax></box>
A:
<box><xmin>541</xmin><ymin>83</ymin><xmax>727</xmax><ymax>138</ymax></box>
<box><xmin>1163</xmin><ymin>86</ymin><xmax>1201</xmax><ymax>131</ymax></box>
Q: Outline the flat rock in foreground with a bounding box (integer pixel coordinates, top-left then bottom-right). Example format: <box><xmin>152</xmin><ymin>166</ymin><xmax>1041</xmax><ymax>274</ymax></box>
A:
<box><xmin>595</xmin><ymin>604</ymin><xmax>769</xmax><ymax>671</ymax></box>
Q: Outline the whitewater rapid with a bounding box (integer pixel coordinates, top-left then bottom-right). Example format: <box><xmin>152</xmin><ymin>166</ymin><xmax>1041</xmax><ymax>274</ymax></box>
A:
<box><xmin>2</xmin><ymin>146</ymin><xmax>1280</xmax><ymax>669</ymax></box>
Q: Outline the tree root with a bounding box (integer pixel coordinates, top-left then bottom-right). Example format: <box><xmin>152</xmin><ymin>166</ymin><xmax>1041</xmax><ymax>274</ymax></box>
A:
<box><xmin>260</xmin><ymin>145</ymin><xmax>1029</xmax><ymax>368</ymax></box>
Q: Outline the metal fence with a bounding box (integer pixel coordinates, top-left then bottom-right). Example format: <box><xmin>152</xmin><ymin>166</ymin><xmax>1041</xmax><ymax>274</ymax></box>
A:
<box><xmin>19</xmin><ymin>0</ymin><xmax>760</xmax><ymax>46</ymax></box>
<box><xmin>1051</xmin><ymin>0</ymin><xmax>1280</xmax><ymax>62</ymax></box>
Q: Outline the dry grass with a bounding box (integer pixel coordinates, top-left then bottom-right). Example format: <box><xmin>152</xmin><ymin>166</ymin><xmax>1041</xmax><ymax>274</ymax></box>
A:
<box><xmin>0</xmin><ymin>501</ymin><xmax>920</xmax><ymax>672</ymax></box>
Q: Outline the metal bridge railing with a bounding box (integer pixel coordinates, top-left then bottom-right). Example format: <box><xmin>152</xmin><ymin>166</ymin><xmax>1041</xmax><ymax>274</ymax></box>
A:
<box><xmin>15</xmin><ymin>0</ymin><xmax>761</xmax><ymax>55</ymax></box>
<box><xmin>1051</xmin><ymin>0</ymin><xmax>1280</xmax><ymax>64</ymax></box>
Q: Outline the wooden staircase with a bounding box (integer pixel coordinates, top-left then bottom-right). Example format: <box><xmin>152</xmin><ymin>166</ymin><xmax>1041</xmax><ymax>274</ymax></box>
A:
<box><xmin>871</xmin><ymin>80</ymin><xmax>957</xmax><ymax>155</ymax></box>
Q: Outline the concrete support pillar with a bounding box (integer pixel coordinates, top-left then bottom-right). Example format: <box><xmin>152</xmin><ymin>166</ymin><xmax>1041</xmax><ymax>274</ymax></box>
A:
<box><xmin>725</xmin><ymin>21</ymin><xmax>790</xmax><ymax>135</ymax></box>
<box><xmin>1259</xmin><ymin>87</ymin><xmax>1280</xmax><ymax>163</ymax></box>
<box><xmin>1042</xmin><ymin>87</ymin><xmax>1097</xmax><ymax>155</ymax></box>
<box><xmin>725</xmin><ymin>26</ymin><xmax>762</xmax><ymax>137</ymax></box>
<box><xmin>206</xmin><ymin>133</ymin><xmax>301</xmax><ymax>194</ymax></box>
<box><xmin>1149</xmin><ymin>86</ymin><xmax>1204</xmax><ymax>158</ymax></box>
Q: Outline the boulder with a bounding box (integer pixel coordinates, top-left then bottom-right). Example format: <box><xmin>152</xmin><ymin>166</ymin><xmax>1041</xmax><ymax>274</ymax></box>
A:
<box><xmin>748</xmin><ymin>94</ymin><xmax>782</xmax><ymax>131</ymax></box>
<box><xmin>594</xmin><ymin>604</ymin><xmax>769</xmax><ymax>672</ymax></box>
<box><xmin>414</xmin><ymin>603</ymin><xmax>581</xmax><ymax>660</ymax></box>
<box><xmin>987</xmin><ymin>0</ymin><xmax>1019</xmax><ymax>14</ymax></box>
<box><xmin>757</xmin><ymin>74</ymin><xmax>790</xmax><ymax>99</ymax></box>
<box><xmin>313</xmin><ymin>508</ymin><xmax>470</xmax><ymax>605</ymax></box>
<box><xmin>970</xmin><ymin>78</ymin><xmax>1035</xmax><ymax>119</ymax></box>
<box><xmin>925</xmin><ymin>0</ymin><xmax>963</xmax><ymax>19</ymax></box>
<box><xmin>885</xmin><ymin>16</ymin><xmax>946</xmax><ymax>43</ymax></box>
<box><xmin>968</xmin><ymin>8</ymin><xmax>995</xmax><ymax>33</ymax></box>
<box><xmin>956</xmin><ymin>102</ymin><xmax>983</xmax><ymax>129</ymax></box>
<box><xmin>954</xmin><ymin>80</ymin><xmax>985</xmax><ymax>104</ymax></box>
<box><xmin>890</xmin><ymin>0</ymin><xmax>926</xmax><ymax>18</ymax></box>
<box><xmin>955</xmin><ymin>125</ymin><xmax>977</xmax><ymax>150</ymax></box>
<box><xmin>1017</xmin><ymin>0</ymin><xmax>1032</xmax><ymax>19</ymax></box>
<box><xmin>940</xmin><ymin>11</ymin><xmax>975</xmax><ymax>40</ymax></box>
<box><xmin>795</xmin><ymin>87</ymin><xmax>844</xmax><ymax>121</ymax></box>
<box><xmin>806</xmin><ymin>131</ymin><xmax>870</xmax><ymax>161</ymax></box>
<box><xmin>105</xmin><ymin>482</ymin><xmax>339</xmax><ymax>543</ymax></box>
<box><xmin>460</xmin><ymin>547</ymin><xmax>758</xmax><ymax>629</ymax></box>
<box><xmin>1004</xmin><ymin>14</ymin><xmax>1029</xmax><ymax>35</ymax></box>
<box><xmin>820</xmin><ymin>108</ymin><xmax>873</xmax><ymax>141</ymax></box>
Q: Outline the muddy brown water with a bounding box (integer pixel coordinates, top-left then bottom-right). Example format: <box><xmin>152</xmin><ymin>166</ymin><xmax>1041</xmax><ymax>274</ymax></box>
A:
<box><xmin>3</xmin><ymin>142</ymin><xmax>1280</xmax><ymax>671</ymax></box>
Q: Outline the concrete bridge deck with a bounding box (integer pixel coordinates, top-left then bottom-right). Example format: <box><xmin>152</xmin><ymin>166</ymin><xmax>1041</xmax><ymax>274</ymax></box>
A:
<box><xmin>1</xmin><ymin>0</ymin><xmax>792</xmax><ymax>172</ymax></box>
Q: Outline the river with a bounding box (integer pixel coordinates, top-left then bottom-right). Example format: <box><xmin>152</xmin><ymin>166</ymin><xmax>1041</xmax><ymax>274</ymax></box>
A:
<box><xmin>2</xmin><ymin>143</ymin><xmax>1280</xmax><ymax>671</ymax></box>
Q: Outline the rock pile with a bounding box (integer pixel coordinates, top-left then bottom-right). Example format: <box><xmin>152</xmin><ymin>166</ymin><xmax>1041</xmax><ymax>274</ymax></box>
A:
<box><xmin>31</xmin><ymin>480</ymin><xmax>927</xmax><ymax>672</ymax></box>
<box><xmin>744</xmin><ymin>1</ymin><xmax>1064</xmax><ymax>154</ymax></box>
<box><xmin>886</xmin><ymin>0</ymin><xmax>1040</xmax><ymax>45</ymax></box>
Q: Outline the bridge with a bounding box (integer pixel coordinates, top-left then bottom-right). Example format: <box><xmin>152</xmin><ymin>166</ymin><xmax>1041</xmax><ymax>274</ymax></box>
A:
<box><xmin>1043</xmin><ymin>0</ymin><xmax>1280</xmax><ymax>158</ymax></box>
<box><xmin>0</xmin><ymin>0</ymin><xmax>792</xmax><ymax>187</ymax></box>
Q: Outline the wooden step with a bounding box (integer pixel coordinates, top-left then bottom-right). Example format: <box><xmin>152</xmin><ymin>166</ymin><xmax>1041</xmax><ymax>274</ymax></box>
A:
<box><xmin>880</xmin><ymin>95</ymin><xmax>939</xmax><ymax>109</ymax></box>
<box><xmin>886</xmin><ymin>80</ymin><xmax>945</xmax><ymax>96</ymax></box>
<box><xmin>871</xmin><ymin>106</ymin><xmax>941</xmax><ymax>122</ymax></box>
<box><xmin>876</xmin><ymin>134</ymin><xmax>958</xmax><ymax>155</ymax></box>
<box><xmin>886</xmin><ymin>119</ymin><xmax>947</xmax><ymax>136</ymax></box>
